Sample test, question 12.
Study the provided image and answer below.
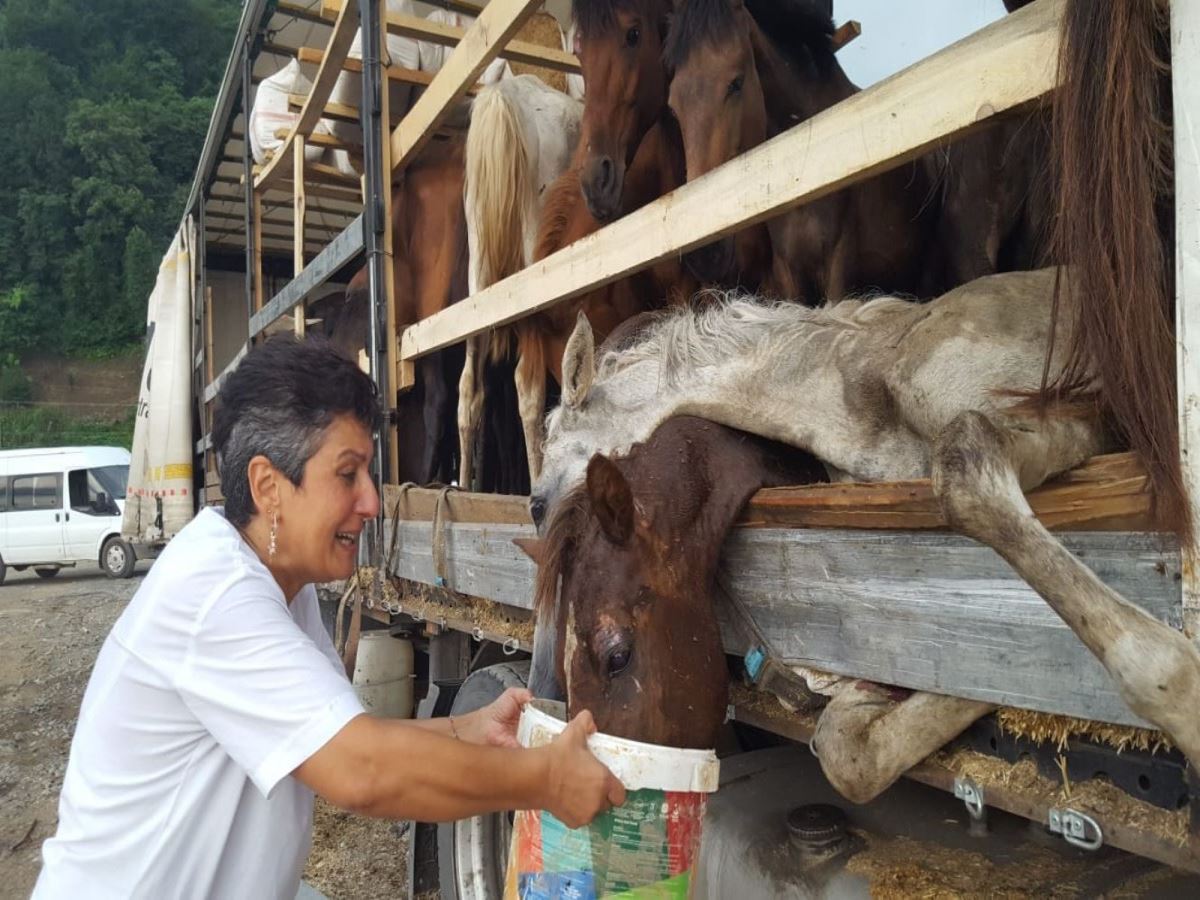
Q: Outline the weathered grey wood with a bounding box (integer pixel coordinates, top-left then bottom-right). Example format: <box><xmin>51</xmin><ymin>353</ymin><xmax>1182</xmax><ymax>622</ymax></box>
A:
<box><xmin>383</xmin><ymin>521</ymin><xmax>1182</xmax><ymax>727</ymax></box>
<box><xmin>716</xmin><ymin>530</ymin><xmax>1180</xmax><ymax>728</ymax></box>
<box><xmin>385</xmin><ymin>521</ymin><xmax>537</xmax><ymax>610</ymax></box>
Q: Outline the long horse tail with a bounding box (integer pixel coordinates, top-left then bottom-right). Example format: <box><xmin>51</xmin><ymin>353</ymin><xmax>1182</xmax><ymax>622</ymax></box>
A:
<box><xmin>465</xmin><ymin>83</ymin><xmax>533</xmax><ymax>358</ymax></box>
<box><xmin>1047</xmin><ymin>0</ymin><xmax>1185</xmax><ymax>537</ymax></box>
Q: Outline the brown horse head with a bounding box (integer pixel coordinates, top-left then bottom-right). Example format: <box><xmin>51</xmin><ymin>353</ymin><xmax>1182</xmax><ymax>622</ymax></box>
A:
<box><xmin>573</xmin><ymin>0</ymin><xmax>674</xmax><ymax>222</ymax></box>
<box><xmin>665</xmin><ymin>0</ymin><xmax>836</xmax><ymax>286</ymax></box>
<box><xmin>520</xmin><ymin>415</ymin><xmax>824</xmax><ymax>748</ymax></box>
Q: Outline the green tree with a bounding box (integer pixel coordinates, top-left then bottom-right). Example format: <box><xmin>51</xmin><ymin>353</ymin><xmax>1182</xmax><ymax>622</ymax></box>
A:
<box><xmin>0</xmin><ymin>0</ymin><xmax>241</xmax><ymax>357</ymax></box>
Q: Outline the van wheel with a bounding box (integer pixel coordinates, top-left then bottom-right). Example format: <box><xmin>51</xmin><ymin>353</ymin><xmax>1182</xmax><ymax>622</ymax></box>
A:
<box><xmin>34</xmin><ymin>567</ymin><xmax>60</xmax><ymax>579</ymax></box>
<box><xmin>437</xmin><ymin>660</ymin><xmax>530</xmax><ymax>900</ymax></box>
<box><xmin>0</xmin><ymin>557</ymin><xmax>6</xmax><ymax>585</ymax></box>
<box><xmin>101</xmin><ymin>537</ymin><xmax>136</xmax><ymax>579</ymax></box>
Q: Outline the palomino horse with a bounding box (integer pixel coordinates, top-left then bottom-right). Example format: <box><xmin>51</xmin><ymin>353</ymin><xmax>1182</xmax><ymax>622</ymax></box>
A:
<box><xmin>517</xmin><ymin>415</ymin><xmax>825</xmax><ymax>748</ymax></box>
<box><xmin>665</xmin><ymin>0</ymin><xmax>938</xmax><ymax>299</ymax></box>
<box><xmin>457</xmin><ymin>75</ymin><xmax>582</xmax><ymax>490</ymax></box>
<box><xmin>528</xmin><ymin>266</ymin><xmax>1200</xmax><ymax>802</ymax></box>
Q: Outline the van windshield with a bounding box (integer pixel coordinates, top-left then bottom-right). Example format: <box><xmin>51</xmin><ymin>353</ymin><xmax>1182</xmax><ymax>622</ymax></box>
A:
<box><xmin>68</xmin><ymin>464</ymin><xmax>130</xmax><ymax>514</ymax></box>
<box><xmin>92</xmin><ymin>465</ymin><xmax>129</xmax><ymax>498</ymax></box>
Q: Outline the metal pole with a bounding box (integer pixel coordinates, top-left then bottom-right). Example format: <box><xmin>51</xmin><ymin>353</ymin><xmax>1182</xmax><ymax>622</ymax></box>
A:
<box><xmin>241</xmin><ymin>36</ymin><xmax>256</xmax><ymax>343</ymax></box>
<box><xmin>360</xmin><ymin>0</ymin><xmax>391</xmax><ymax>562</ymax></box>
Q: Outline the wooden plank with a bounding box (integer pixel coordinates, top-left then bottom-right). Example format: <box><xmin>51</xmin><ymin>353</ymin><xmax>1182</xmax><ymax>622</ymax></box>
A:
<box><xmin>1174</xmin><ymin>0</ymin><xmax>1200</xmax><ymax>638</ymax></box>
<box><xmin>831</xmin><ymin>20</ymin><xmax>862</xmax><ymax>52</ymax></box>
<box><xmin>249</xmin><ymin>213</ymin><xmax>365</xmax><ymax>337</ymax></box>
<box><xmin>388</xmin><ymin>0</ymin><xmax>544</xmax><ymax>171</ymax></box>
<box><xmin>321</xmin><ymin>0</ymin><xmax>580</xmax><ymax>73</ymax></box>
<box><xmin>382</xmin><ymin>452</ymin><xmax>1154</xmax><ymax>533</ymax></box>
<box><xmin>256</xmin><ymin>0</ymin><xmax>358</xmax><ymax>190</ymax></box>
<box><xmin>294</xmin><ymin>136</ymin><xmax>307</xmax><ymax>337</ymax></box>
<box><xmin>399</xmin><ymin>0</ymin><xmax>1063</xmax><ymax>361</ymax></box>
<box><xmin>272</xmin><ymin>127</ymin><xmax>352</xmax><ymax>153</ymax></box>
<box><xmin>385</xmin><ymin>519</ymin><xmax>1181</xmax><ymax>728</ymax></box>
<box><xmin>296</xmin><ymin>46</ymin><xmax>482</xmax><ymax>96</ymax></box>
<box><xmin>289</xmin><ymin>92</ymin><xmax>404</xmax><ymax>127</ymax></box>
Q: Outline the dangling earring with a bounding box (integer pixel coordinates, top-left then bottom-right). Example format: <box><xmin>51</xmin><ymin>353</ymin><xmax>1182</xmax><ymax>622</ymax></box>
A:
<box><xmin>269</xmin><ymin>512</ymin><xmax>278</xmax><ymax>559</ymax></box>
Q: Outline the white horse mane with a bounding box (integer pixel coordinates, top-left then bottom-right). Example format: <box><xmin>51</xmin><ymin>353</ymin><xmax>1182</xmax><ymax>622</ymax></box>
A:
<box><xmin>595</xmin><ymin>289</ymin><xmax>914</xmax><ymax>390</ymax></box>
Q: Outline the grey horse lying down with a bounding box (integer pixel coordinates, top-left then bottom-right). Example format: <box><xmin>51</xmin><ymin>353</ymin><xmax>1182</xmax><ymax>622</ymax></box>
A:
<box><xmin>526</xmin><ymin>268</ymin><xmax>1200</xmax><ymax>803</ymax></box>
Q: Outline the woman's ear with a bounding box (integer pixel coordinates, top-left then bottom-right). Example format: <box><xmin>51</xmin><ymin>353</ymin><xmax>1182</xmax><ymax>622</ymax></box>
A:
<box><xmin>246</xmin><ymin>455</ymin><xmax>282</xmax><ymax>517</ymax></box>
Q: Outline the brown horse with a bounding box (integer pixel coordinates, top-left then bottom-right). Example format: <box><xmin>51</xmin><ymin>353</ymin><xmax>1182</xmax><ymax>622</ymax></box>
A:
<box><xmin>518</xmin><ymin>415</ymin><xmax>824</xmax><ymax>747</ymax></box>
<box><xmin>319</xmin><ymin>138</ymin><xmax>525</xmax><ymax>490</ymax></box>
<box><xmin>573</xmin><ymin>0</ymin><xmax>676</xmax><ymax>222</ymax></box>
<box><xmin>664</xmin><ymin>0</ymin><xmax>938</xmax><ymax>299</ymax></box>
<box><xmin>513</xmin><ymin>0</ymin><xmax>692</xmax><ymax>481</ymax></box>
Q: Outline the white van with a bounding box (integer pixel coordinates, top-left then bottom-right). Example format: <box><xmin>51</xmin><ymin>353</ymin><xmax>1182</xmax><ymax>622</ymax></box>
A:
<box><xmin>0</xmin><ymin>446</ymin><xmax>136</xmax><ymax>583</ymax></box>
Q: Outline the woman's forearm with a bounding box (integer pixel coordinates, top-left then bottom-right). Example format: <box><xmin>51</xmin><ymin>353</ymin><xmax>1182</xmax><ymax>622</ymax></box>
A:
<box><xmin>353</xmin><ymin>717</ymin><xmax>548</xmax><ymax>821</ymax></box>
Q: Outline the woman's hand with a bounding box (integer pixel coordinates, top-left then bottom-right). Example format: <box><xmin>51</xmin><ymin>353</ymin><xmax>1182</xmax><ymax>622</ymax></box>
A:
<box><xmin>457</xmin><ymin>687</ymin><xmax>533</xmax><ymax>748</ymax></box>
<box><xmin>540</xmin><ymin>710</ymin><xmax>626</xmax><ymax>828</ymax></box>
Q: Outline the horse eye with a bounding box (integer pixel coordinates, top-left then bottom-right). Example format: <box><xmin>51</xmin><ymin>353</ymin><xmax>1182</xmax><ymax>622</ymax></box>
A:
<box><xmin>606</xmin><ymin>645</ymin><xmax>632</xmax><ymax>677</ymax></box>
<box><xmin>530</xmin><ymin>496</ymin><xmax>547</xmax><ymax>527</ymax></box>
<box><xmin>728</xmin><ymin>75</ymin><xmax>744</xmax><ymax>96</ymax></box>
<box><xmin>625</xmin><ymin>26</ymin><xmax>640</xmax><ymax>47</ymax></box>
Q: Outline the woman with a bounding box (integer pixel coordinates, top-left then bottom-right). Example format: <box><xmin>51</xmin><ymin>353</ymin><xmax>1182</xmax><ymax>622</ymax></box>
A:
<box><xmin>34</xmin><ymin>336</ymin><xmax>623</xmax><ymax>899</ymax></box>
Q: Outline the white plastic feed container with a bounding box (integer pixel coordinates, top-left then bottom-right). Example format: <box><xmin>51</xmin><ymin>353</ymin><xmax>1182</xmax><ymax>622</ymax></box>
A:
<box><xmin>504</xmin><ymin>699</ymin><xmax>720</xmax><ymax>898</ymax></box>
<box><xmin>351</xmin><ymin>633</ymin><xmax>414</xmax><ymax>719</ymax></box>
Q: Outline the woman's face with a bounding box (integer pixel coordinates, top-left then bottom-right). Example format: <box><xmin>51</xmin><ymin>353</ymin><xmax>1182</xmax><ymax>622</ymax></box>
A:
<box><xmin>276</xmin><ymin>413</ymin><xmax>380</xmax><ymax>585</ymax></box>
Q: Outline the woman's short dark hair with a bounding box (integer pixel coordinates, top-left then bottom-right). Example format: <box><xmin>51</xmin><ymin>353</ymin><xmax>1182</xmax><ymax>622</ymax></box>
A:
<box><xmin>212</xmin><ymin>335</ymin><xmax>382</xmax><ymax>527</ymax></box>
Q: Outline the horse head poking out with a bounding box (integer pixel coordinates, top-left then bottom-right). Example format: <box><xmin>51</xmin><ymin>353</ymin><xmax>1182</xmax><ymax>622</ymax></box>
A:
<box><xmin>520</xmin><ymin>415</ymin><xmax>824</xmax><ymax>748</ymax></box>
<box><xmin>573</xmin><ymin>0</ymin><xmax>674</xmax><ymax>221</ymax></box>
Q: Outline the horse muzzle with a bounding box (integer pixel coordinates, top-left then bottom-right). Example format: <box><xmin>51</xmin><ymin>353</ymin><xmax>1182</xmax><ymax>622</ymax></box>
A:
<box><xmin>581</xmin><ymin>154</ymin><xmax>625</xmax><ymax>223</ymax></box>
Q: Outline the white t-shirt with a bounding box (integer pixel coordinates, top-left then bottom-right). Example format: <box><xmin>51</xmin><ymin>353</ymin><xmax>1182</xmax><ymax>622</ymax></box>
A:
<box><xmin>34</xmin><ymin>508</ymin><xmax>365</xmax><ymax>900</ymax></box>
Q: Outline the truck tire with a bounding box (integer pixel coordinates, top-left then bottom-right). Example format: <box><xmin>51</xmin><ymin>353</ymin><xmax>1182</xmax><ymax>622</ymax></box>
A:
<box><xmin>437</xmin><ymin>660</ymin><xmax>531</xmax><ymax>900</ymax></box>
<box><xmin>101</xmin><ymin>536</ymin><xmax>136</xmax><ymax>579</ymax></box>
<box><xmin>0</xmin><ymin>556</ymin><xmax>6</xmax><ymax>586</ymax></box>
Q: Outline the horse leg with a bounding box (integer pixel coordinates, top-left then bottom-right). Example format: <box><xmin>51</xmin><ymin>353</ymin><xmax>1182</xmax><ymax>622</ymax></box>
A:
<box><xmin>812</xmin><ymin>683</ymin><xmax>994</xmax><ymax>804</ymax></box>
<box><xmin>515</xmin><ymin>324</ymin><xmax>547</xmax><ymax>482</ymax></box>
<box><xmin>458</xmin><ymin>336</ymin><xmax>485</xmax><ymax>489</ymax></box>
<box><xmin>932</xmin><ymin>410</ymin><xmax>1200</xmax><ymax>766</ymax></box>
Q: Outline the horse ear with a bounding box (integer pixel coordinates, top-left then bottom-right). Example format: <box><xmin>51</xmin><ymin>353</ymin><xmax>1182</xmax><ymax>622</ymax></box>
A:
<box><xmin>561</xmin><ymin>312</ymin><xmax>596</xmax><ymax>408</ymax></box>
<box><xmin>586</xmin><ymin>454</ymin><xmax>635</xmax><ymax>545</ymax></box>
<box><xmin>513</xmin><ymin>536</ymin><xmax>547</xmax><ymax>566</ymax></box>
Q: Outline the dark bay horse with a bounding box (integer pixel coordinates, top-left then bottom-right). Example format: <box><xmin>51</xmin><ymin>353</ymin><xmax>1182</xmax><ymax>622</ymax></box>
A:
<box><xmin>319</xmin><ymin>137</ymin><xmax>526</xmax><ymax>490</ymax></box>
<box><xmin>517</xmin><ymin>415</ymin><xmax>824</xmax><ymax>748</ymax></box>
<box><xmin>665</xmin><ymin>0</ymin><xmax>938</xmax><ymax>299</ymax></box>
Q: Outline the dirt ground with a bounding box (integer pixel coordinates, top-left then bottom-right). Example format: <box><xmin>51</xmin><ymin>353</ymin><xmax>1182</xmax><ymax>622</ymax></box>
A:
<box><xmin>0</xmin><ymin>563</ymin><xmax>409</xmax><ymax>900</ymax></box>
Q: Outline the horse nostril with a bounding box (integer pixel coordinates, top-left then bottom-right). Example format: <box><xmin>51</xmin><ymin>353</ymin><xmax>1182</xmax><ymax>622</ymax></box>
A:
<box><xmin>530</xmin><ymin>497</ymin><xmax>547</xmax><ymax>526</ymax></box>
<box><xmin>598</xmin><ymin>157</ymin><xmax>613</xmax><ymax>190</ymax></box>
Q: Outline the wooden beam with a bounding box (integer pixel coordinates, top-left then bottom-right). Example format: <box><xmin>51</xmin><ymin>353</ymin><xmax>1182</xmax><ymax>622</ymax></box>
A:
<box><xmin>272</xmin><ymin>126</ymin><xmax>353</xmax><ymax>153</ymax></box>
<box><xmin>384</xmin><ymin>518</ymin><xmax>1179</xmax><ymax>728</ymax></box>
<box><xmin>388</xmin><ymin>0</ymin><xmax>543</xmax><ymax>172</ymax></box>
<box><xmin>294</xmin><ymin>136</ymin><xmax>307</xmax><ymax>336</ymax></box>
<box><xmin>289</xmin><ymin>92</ymin><xmax>404</xmax><ymax>128</ymax></box>
<box><xmin>381</xmin><ymin>453</ymin><xmax>1154</xmax><ymax>533</ymax></box>
<box><xmin>1174</xmin><ymin>0</ymin><xmax>1200</xmax><ymax>639</ymax></box>
<box><xmin>321</xmin><ymin>0</ymin><xmax>580</xmax><ymax>73</ymax></box>
<box><xmin>832</xmin><ymin>20</ymin><xmax>862</xmax><ymax>51</ymax></box>
<box><xmin>214</xmin><ymin>172</ymin><xmax>363</xmax><ymax>205</ymax></box>
<box><xmin>256</xmin><ymin>0</ymin><xmax>358</xmax><ymax>190</ymax></box>
<box><xmin>296</xmin><ymin>45</ymin><xmax>482</xmax><ymax>96</ymax></box>
<box><xmin>399</xmin><ymin>0</ymin><xmax>1062</xmax><ymax>361</ymax></box>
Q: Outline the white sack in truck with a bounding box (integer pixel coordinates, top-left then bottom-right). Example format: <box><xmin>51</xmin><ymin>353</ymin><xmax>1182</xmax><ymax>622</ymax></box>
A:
<box><xmin>123</xmin><ymin>218</ymin><xmax>195</xmax><ymax>545</ymax></box>
<box><xmin>248</xmin><ymin>59</ymin><xmax>336</xmax><ymax>166</ymax></box>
